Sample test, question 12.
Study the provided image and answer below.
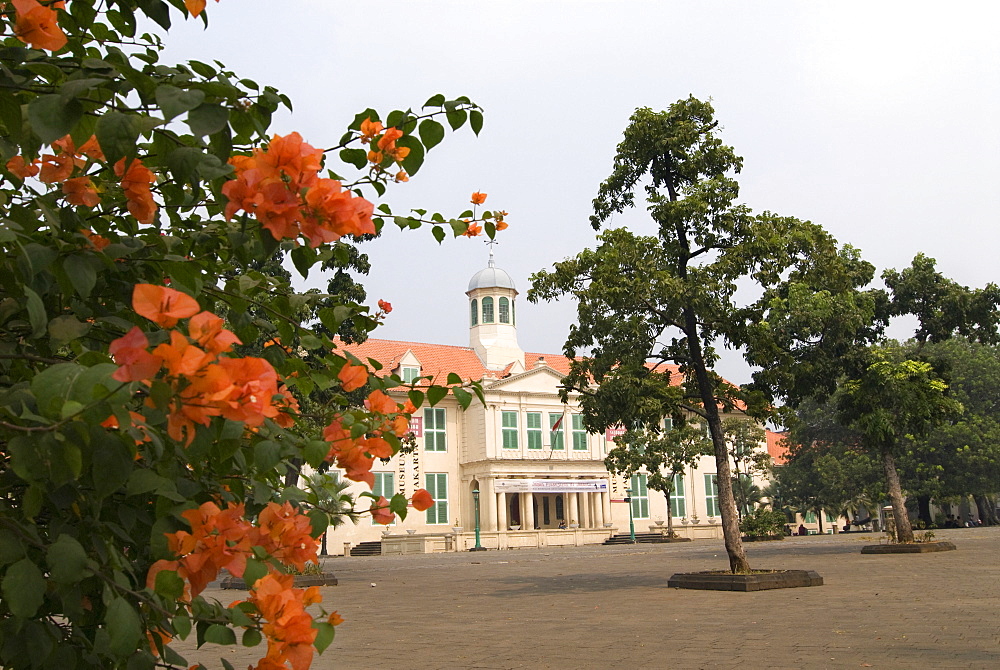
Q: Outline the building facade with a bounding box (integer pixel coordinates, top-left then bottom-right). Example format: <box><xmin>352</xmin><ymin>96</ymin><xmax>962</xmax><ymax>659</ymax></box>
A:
<box><xmin>331</xmin><ymin>255</ymin><xmax>763</xmax><ymax>552</ymax></box>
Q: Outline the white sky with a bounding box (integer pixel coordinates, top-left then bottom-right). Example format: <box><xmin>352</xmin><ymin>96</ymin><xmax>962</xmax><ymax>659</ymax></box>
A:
<box><xmin>161</xmin><ymin>0</ymin><xmax>1000</xmax><ymax>385</ymax></box>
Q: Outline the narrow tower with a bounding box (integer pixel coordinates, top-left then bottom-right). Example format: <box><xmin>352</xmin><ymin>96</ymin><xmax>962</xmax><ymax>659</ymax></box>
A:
<box><xmin>467</xmin><ymin>249</ymin><xmax>524</xmax><ymax>371</ymax></box>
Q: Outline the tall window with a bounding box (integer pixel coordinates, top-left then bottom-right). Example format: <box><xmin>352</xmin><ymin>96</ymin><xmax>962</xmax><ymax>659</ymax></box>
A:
<box><xmin>629</xmin><ymin>474</ymin><xmax>649</xmax><ymax>519</ymax></box>
<box><xmin>424</xmin><ymin>473</ymin><xmax>448</xmax><ymax>524</ymax></box>
<box><xmin>501</xmin><ymin>411</ymin><xmax>518</xmax><ymax>449</ymax></box>
<box><xmin>499</xmin><ymin>297</ymin><xmax>510</xmax><ymax>323</ymax></box>
<box><xmin>372</xmin><ymin>472</ymin><xmax>394</xmax><ymax>525</ymax></box>
<box><xmin>470</xmin><ymin>299</ymin><xmax>478</xmax><ymax>326</ymax></box>
<box><xmin>670</xmin><ymin>474</ymin><xmax>686</xmax><ymax>518</ymax></box>
<box><xmin>704</xmin><ymin>474</ymin><xmax>720</xmax><ymax>517</ymax></box>
<box><xmin>482</xmin><ymin>296</ymin><xmax>494</xmax><ymax>323</ymax></box>
<box><xmin>526</xmin><ymin>412</ymin><xmax>542</xmax><ymax>450</ymax></box>
<box><xmin>549</xmin><ymin>413</ymin><xmax>565</xmax><ymax>450</ymax></box>
<box><xmin>401</xmin><ymin>366</ymin><xmax>419</xmax><ymax>383</ymax></box>
<box><xmin>424</xmin><ymin>407</ymin><xmax>446</xmax><ymax>452</ymax></box>
<box><xmin>663</xmin><ymin>416</ymin><xmax>673</xmax><ymax>431</ymax></box>
<box><xmin>571</xmin><ymin>414</ymin><xmax>587</xmax><ymax>450</ymax></box>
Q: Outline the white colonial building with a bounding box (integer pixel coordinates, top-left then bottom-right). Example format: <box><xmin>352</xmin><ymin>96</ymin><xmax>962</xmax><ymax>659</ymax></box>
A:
<box><xmin>331</xmin><ymin>255</ymin><xmax>762</xmax><ymax>554</ymax></box>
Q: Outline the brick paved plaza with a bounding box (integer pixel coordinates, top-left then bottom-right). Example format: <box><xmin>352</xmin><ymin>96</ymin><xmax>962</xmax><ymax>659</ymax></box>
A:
<box><xmin>178</xmin><ymin>527</ymin><xmax>1000</xmax><ymax>669</ymax></box>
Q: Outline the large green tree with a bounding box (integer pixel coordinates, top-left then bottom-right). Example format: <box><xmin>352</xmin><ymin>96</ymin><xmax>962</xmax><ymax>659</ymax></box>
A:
<box><xmin>530</xmin><ymin>98</ymin><xmax>876</xmax><ymax>572</ymax></box>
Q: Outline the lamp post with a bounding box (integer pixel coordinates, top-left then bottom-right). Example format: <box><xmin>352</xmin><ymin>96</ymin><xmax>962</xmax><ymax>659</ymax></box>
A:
<box><xmin>470</xmin><ymin>488</ymin><xmax>486</xmax><ymax>551</ymax></box>
<box><xmin>625</xmin><ymin>488</ymin><xmax>636</xmax><ymax>543</ymax></box>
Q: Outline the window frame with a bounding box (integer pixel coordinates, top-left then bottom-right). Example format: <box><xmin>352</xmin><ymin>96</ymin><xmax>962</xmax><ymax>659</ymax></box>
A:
<box><xmin>629</xmin><ymin>474</ymin><xmax>650</xmax><ymax>519</ymax></box>
<box><xmin>499</xmin><ymin>296</ymin><xmax>510</xmax><ymax>323</ymax></box>
<box><xmin>571</xmin><ymin>413</ymin><xmax>587</xmax><ymax>450</ymax></box>
<box><xmin>526</xmin><ymin>412</ymin><xmax>542</xmax><ymax>450</ymax></box>
<box><xmin>669</xmin><ymin>473</ymin><xmax>686</xmax><ymax>518</ymax></box>
<box><xmin>482</xmin><ymin>296</ymin><xmax>494</xmax><ymax>323</ymax></box>
<box><xmin>704</xmin><ymin>474</ymin><xmax>720</xmax><ymax>517</ymax></box>
<box><xmin>548</xmin><ymin>413</ymin><xmax>565</xmax><ymax>450</ymax></box>
<box><xmin>425</xmin><ymin>473</ymin><xmax>448</xmax><ymax>525</ymax></box>
<box><xmin>470</xmin><ymin>298</ymin><xmax>478</xmax><ymax>326</ymax></box>
<box><xmin>371</xmin><ymin>472</ymin><xmax>395</xmax><ymax>525</ymax></box>
<box><xmin>424</xmin><ymin>407</ymin><xmax>446</xmax><ymax>452</ymax></box>
<box><xmin>501</xmin><ymin>410</ymin><xmax>519</xmax><ymax>449</ymax></box>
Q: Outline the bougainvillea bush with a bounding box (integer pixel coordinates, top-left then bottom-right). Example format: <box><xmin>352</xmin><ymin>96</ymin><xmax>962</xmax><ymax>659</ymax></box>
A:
<box><xmin>0</xmin><ymin>2</ymin><xmax>502</xmax><ymax>668</ymax></box>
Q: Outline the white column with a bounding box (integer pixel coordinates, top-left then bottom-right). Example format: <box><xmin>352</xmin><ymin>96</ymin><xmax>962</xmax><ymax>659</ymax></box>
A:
<box><xmin>523</xmin><ymin>492</ymin><xmax>535</xmax><ymax>530</ymax></box>
<box><xmin>482</xmin><ymin>479</ymin><xmax>496</xmax><ymax>532</ymax></box>
<box><xmin>496</xmin><ymin>491</ymin><xmax>507</xmax><ymax>531</ymax></box>
<box><xmin>581</xmin><ymin>493</ymin><xmax>591</xmax><ymax>528</ymax></box>
<box><xmin>590</xmin><ymin>493</ymin><xmax>601</xmax><ymax>527</ymax></box>
<box><xmin>568</xmin><ymin>492</ymin><xmax>579</xmax><ymax>526</ymax></box>
<box><xmin>602</xmin><ymin>491</ymin><xmax>612</xmax><ymax>526</ymax></box>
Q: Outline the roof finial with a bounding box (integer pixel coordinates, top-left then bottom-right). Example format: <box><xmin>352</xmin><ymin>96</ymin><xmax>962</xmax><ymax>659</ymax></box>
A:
<box><xmin>486</xmin><ymin>238</ymin><xmax>498</xmax><ymax>267</ymax></box>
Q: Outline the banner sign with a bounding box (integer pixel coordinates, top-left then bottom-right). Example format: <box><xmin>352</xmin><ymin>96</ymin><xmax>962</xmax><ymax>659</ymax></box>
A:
<box><xmin>605</xmin><ymin>425</ymin><xmax>627</xmax><ymax>440</ymax></box>
<box><xmin>408</xmin><ymin>416</ymin><xmax>423</xmax><ymax>437</ymax></box>
<box><xmin>494</xmin><ymin>479</ymin><xmax>609</xmax><ymax>493</ymax></box>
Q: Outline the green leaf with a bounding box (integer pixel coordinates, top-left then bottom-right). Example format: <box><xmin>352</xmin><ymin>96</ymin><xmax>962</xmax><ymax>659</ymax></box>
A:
<box><xmin>173</xmin><ymin>614</ymin><xmax>192</xmax><ymax>640</ymax></box>
<box><xmin>407</xmin><ymin>390</ymin><xmax>424</xmax><ymax>409</ymax></box>
<box><xmin>445</xmin><ymin>108</ymin><xmax>467</xmax><ymax>131</ymax></box>
<box><xmin>242</xmin><ymin>628</ymin><xmax>262</xmax><ymax>648</ymax></box>
<box><xmin>204</xmin><ymin>624</ymin><xmax>237</xmax><ymax>646</ymax></box>
<box><xmin>96</xmin><ymin>112</ymin><xmax>141</xmax><ymax>166</ymax></box>
<box><xmin>427</xmin><ymin>385</ymin><xmax>447</xmax><ymax>406</ymax></box>
<box><xmin>339</xmin><ymin>148</ymin><xmax>367</xmax><ymax>170</ymax></box>
<box><xmin>397</xmin><ymin>135</ymin><xmax>424</xmax><ymax>176</ymax></box>
<box><xmin>0</xmin><ymin>533</ymin><xmax>25</xmax><ymax>566</ymax></box>
<box><xmin>27</xmin><ymin>95</ymin><xmax>83</xmax><ymax>144</ymax></box>
<box><xmin>418</xmin><ymin>119</ymin><xmax>445</xmax><ymax>150</ymax></box>
<box><xmin>446</xmin><ymin>372</ymin><xmax>462</xmax><ymax>385</ymax></box>
<box><xmin>453</xmin><ymin>387</ymin><xmax>473</xmax><ymax>410</ymax></box>
<box><xmin>423</xmin><ymin>94</ymin><xmax>445</xmax><ymax>108</ymax></box>
<box><xmin>23</xmin><ymin>286</ymin><xmax>47</xmax><ymax>338</ymax></box>
<box><xmin>242</xmin><ymin>556</ymin><xmax>267</xmax><ymax>588</ymax></box>
<box><xmin>431</xmin><ymin>225</ymin><xmax>445</xmax><ymax>243</ymax></box>
<box><xmin>253</xmin><ymin>440</ymin><xmax>281</xmax><ymax>470</ymax></box>
<box><xmin>307</xmin><ymin>508</ymin><xmax>328</xmax><ymax>538</ymax></box>
<box><xmin>154</xmin><ymin>569</ymin><xmax>184</xmax><ymax>600</ymax></box>
<box><xmin>48</xmin><ymin>315</ymin><xmax>90</xmax><ymax>345</ymax></box>
<box><xmin>186</xmin><ymin>103</ymin><xmax>229</xmax><ymax>137</ymax></box>
<box><xmin>106</xmin><ymin>598</ymin><xmax>142</xmax><ymax>656</ymax></box>
<box><xmin>313</xmin><ymin>621</ymin><xmax>336</xmax><ymax>654</ymax></box>
<box><xmin>47</xmin><ymin>534</ymin><xmax>88</xmax><ymax>584</ymax></box>
<box><xmin>63</xmin><ymin>255</ymin><xmax>98</xmax><ymax>298</ymax></box>
<box><xmin>1</xmin><ymin>558</ymin><xmax>45</xmax><ymax>617</ymax></box>
<box><xmin>470</xmin><ymin>109</ymin><xmax>484</xmax><ymax>136</ymax></box>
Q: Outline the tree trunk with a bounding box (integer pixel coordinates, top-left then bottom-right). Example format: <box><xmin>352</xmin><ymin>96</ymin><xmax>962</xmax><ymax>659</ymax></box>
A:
<box><xmin>818</xmin><ymin>511</ymin><xmax>824</xmax><ymax>534</ymax></box>
<box><xmin>881</xmin><ymin>446</ymin><xmax>914</xmax><ymax>543</ymax></box>
<box><xmin>974</xmin><ymin>494</ymin><xmax>996</xmax><ymax>525</ymax></box>
<box><xmin>665</xmin><ymin>492</ymin><xmax>674</xmax><ymax>537</ymax></box>
<box><xmin>917</xmin><ymin>494</ymin><xmax>932</xmax><ymax>527</ymax></box>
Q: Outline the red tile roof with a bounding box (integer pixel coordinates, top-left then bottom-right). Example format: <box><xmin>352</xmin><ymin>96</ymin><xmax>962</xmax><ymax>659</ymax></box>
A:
<box><xmin>766</xmin><ymin>430</ymin><xmax>790</xmax><ymax>465</ymax></box>
<box><xmin>337</xmin><ymin>338</ymin><xmax>680</xmax><ymax>385</ymax></box>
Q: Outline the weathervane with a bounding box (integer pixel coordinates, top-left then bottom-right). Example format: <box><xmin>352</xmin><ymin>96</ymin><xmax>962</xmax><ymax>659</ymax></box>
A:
<box><xmin>485</xmin><ymin>238</ymin><xmax>498</xmax><ymax>266</ymax></box>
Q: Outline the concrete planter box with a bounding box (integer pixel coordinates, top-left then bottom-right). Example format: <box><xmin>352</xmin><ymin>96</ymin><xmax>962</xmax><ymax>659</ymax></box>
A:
<box><xmin>220</xmin><ymin>572</ymin><xmax>338</xmax><ymax>589</ymax></box>
<box><xmin>667</xmin><ymin>569</ymin><xmax>823</xmax><ymax>592</ymax></box>
<box><xmin>861</xmin><ymin>541</ymin><xmax>957</xmax><ymax>554</ymax></box>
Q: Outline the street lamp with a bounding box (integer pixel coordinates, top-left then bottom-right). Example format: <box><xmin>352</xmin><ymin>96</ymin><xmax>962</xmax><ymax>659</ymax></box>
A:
<box><xmin>470</xmin><ymin>488</ymin><xmax>486</xmax><ymax>551</ymax></box>
<box><xmin>625</xmin><ymin>488</ymin><xmax>636</xmax><ymax>543</ymax></box>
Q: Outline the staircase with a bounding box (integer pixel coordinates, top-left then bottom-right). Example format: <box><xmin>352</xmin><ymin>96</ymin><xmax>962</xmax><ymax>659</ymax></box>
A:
<box><xmin>603</xmin><ymin>532</ymin><xmax>674</xmax><ymax>545</ymax></box>
<box><xmin>349</xmin><ymin>541</ymin><xmax>383</xmax><ymax>556</ymax></box>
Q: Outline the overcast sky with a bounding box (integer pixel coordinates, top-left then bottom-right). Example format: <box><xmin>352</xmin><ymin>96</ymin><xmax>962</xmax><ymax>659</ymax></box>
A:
<box><xmin>162</xmin><ymin>1</ymin><xmax>1000</xmax><ymax>384</ymax></box>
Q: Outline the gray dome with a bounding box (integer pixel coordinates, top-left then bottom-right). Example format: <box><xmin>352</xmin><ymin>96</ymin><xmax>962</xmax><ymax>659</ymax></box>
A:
<box><xmin>467</xmin><ymin>258</ymin><xmax>517</xmax><ymax>292</ymax></box>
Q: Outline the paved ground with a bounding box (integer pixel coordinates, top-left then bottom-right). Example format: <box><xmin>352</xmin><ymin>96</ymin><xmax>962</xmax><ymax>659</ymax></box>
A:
<box><xmin>175</xmin><ymin>526</ymin><xmax>1000</xmax><ymax>669</ymax></box>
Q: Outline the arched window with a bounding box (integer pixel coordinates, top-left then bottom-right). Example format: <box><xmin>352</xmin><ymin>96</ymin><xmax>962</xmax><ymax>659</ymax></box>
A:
<box><xmin>470</xmin><ymin>298</ymin><xmax>478</xmax><ymax>326</ymax></box>
<box><xmin>511</xmin><ymin>298</ymin><xmax>515</xmax><ymax>326</ymax></box>
<box><xmin>482</xmin><ymin>296</ymin><xmax>494</xmax><ymax>323</ymax></box>
<box><xmin>499</xmin><ymin>297</ymin><xmax>510</xmax><ymax>324</ymax></box>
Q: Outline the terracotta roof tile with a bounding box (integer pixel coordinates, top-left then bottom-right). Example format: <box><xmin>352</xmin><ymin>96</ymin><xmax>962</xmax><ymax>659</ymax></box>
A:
<box><xmin>766</xmin><ymin>429</ymin><xmax>789</xmax><ymax>465</ymax></box>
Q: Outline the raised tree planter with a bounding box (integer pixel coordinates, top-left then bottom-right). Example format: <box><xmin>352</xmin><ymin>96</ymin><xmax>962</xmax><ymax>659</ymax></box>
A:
<box><xmin>860</xmin><ymin>541</ymin><xmax>957</xmax><ymax>554</ymax></box>
<box><xmin>741</xmin><ymin>534</ymin><xmax>784</xmax><ymax>542</ymax></box>
<box><xmin>220</xmin><ymin>572</ymin><xmax>338</xmax><ymax>589</ymax></box>
<box><xmin>667</xmin><ymin>569</ymin><xmax>823</xmax><ymax>592</ymax></box>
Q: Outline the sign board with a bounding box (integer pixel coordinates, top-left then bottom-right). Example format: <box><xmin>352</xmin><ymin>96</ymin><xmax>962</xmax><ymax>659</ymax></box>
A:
<box><xmin>494</xmin><ymin>479</ymin><xmax>609</xmax><ymax>493</ymax></box>
<box><xmin>605</xmin><ymin>425</ymin><xmax>627</xmax><ymax>440</ymax></box>
<box><xmin>408</xmin><ymin>416</ymin><xmax>423</xmax><ymax>438</ymax></box>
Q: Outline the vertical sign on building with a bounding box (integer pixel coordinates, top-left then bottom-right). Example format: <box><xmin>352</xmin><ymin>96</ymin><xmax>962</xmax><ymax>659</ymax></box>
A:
<box><xmin>397</xmin><ymin>452</ymin><xmax>408</xmax><ymax>498</ymax></box>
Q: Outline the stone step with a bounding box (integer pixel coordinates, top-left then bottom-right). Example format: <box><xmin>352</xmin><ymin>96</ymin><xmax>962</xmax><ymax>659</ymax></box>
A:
<box><xmin>350</xmin><ymin>541</ymin><xmax>383</xmax><ymax>557</ymax></box>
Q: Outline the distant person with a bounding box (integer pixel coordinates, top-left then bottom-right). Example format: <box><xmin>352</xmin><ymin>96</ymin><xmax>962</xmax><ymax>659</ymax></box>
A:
<box><xmin>558</xmin><ymin>519</ymin><xmax>567</xmax><ymax>529</ymax></box>
<box><xmin>798</xmin><ymin>524</ymin><xmax>808</xmax><ymax>536</ymax></box>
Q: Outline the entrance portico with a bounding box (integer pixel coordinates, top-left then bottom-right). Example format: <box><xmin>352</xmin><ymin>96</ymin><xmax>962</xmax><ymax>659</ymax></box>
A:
<box><xmin>493</xmin><ymin>478</ymin><xmax>610</xmax><ymax>531</ymax></box>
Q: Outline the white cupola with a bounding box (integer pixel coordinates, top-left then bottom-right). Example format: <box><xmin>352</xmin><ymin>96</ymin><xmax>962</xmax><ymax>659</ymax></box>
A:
<box><xmin>467</xmin><ymin>250</ymin><xmax>524</xmax><ymax>371</ymax></box>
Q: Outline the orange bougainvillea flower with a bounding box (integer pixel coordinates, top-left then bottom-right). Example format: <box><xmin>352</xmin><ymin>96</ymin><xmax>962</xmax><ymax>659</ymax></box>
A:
<box><xmin>109</xmin><ymin>327</ymin><xmax>163</xmax><ymax>383</ymax></box>
<box><xmin>39</xmin><ymin>152</ymin><xmax>76</xmax><ymax>183</ymax></box>
<box><xmin>80</xmin><ymin>229</ymin><xmax>110</xmax><ymax>251</ymax></box>
<box><xmin>470</xmin><ymin>191</ymin><xmax>487</xmax><ymax>205</ymax></box>
<box><xmin>132</xmin><ymin>284</ymin><xmax>200</xmax><ymax>328</ymax></box>
<box><xmin>495</xmin><ymin>220</ymin><xmax>509</xmax><ymax>231</ymax></box>
<box><xmin>376</xmin><ymin>128</ymin><xmax>404</xmax><ymax>153</ymax></box>
<box><xmin>188</xmin><ymin>311</ymin><xmax>241</xmax><ymax>354</ymax></box>
<box><xmin>12</xmin><ymin>0</ymin><xmax>67</xmax><ymax>52</ymax></box>
<box><xmin>115</xmin><ymin>157</ymin><xmax>158</xmax><ymax>224</ymax></box>
<box><xmin>359</xmin><ymin>117</ymin><xmax>384</xmax><ymax>144</ymax></box>
<box><xmin>462</xmin><ymin>223</ymin><xmax>483</xmax><ymax>237</ymax></box>
<box><xmin>76</xmin><ymin>135</ymin><xmax>104</xmax><ymax>161</ymax></box>
<box><xmin>337</xmin><ymin>361</ymin><xmax>368</xmax><ymax>392</ymax></box>
<box><xmin>411</xmin><ymin>488</ymin><xmax>435</xmax><ymax>511</ymax></box>
<box><xmin>6</xmin><ymin>155</ymin><xmax>39</xmax><ymax>179</ymax></box>
<box><xmin>394</xmin><ymin>170</ymin><xmax>408</xmax><ymax>183</ymax></box>
<box><xmin>62</xmin><ymin>176</ymin><xmax>100</xmax><ymax>207</ymax></box>
<box><xmin>364</xmin><ymin>389</ymin><xmax>397</xmax><ymax>414</ymax></box>
<box><xmin>370</xmin><ymin>496</ymin><xmax>395</xmax><ymax>525</ymax></box>
<box><xmin>378</xmin><ymin>299</ymin><xmax>392</xmax><ymax>313</ymax></box>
